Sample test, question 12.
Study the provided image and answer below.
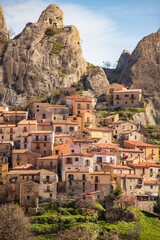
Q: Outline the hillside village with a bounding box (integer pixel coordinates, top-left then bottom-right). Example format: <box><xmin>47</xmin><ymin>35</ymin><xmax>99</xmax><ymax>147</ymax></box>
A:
<box><xmin>0</xmin><ymin>83</ymin><xmax>159</xmax><ymax>212</ymax></box>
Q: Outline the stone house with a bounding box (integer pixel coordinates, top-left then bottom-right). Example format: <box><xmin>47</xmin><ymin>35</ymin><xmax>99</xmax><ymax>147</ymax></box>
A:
<box><xmin>37</xmin><ymin>122</ymin><xmax>53</xmax><ymax>131</ymax></box>
<box><xmin>84</xmin><ymin>128</ymin><xmax>112</xmax><ymax>144</ymax></box>
<box><xmin>65</xmin><ymin>169</ymin><xmax>90</xmax><ymax>196</ymax></box>
<box><xmin>52</xmin><ymin>120</ymin><xmax>78</xmax><ymax>134</ymax></box>
<box><xmin>120</xmin><ymin>130</ymin><xmax>144</xmax><ymax>142</ymax></box>
<box><xmin>109</xmin><ymin>121</ymin><xmax>139</xmax><ymax>139</ymax></box>
<box><xmin>0</xmin><ymin>141</ymin><xmax>13</xmax><ymax>161</ymax></box>
<box><xmin>143</xmin><ymin>181</ymin><xmax>159</xmax><ymax>197</ymax></box>
<box><xmin>20</xmin><ymin>131</ymin><xmax>54</xmax><ymax>157</ymax></box>
<box><xmin>0</xmin><ymin>124</ymin><xmax>17</xmax><ymax>142</ymax></box>
<box><xmin>93</xmin><ymin>152</ymin><xmax>117</xmax><ymax>172</ymax></box>
<box><xmin>35</xmin><ymin>105</ymin><xmax>69</xmax><ymax>122</ymax></box>
<box><xmin>114</xmin><ymin>147</ymin><xmax>144</xmax><ymax>165</ymax></box>
<box><xmin>37</xmin><ymin>155</ymin><xmax>59</xmax><ymax>174</ymax></box>
<box><xmin>6</xmin><ymin>169</ymin><xmax>58</xmax><ymax>204</ymax></box>
<box><xmin>123</xmin><ymin>140</ymin><xmax>159</xmax><ymax>162</ymax></box>
<box><xmin>128</xmin><ymin>162</ymin><xmax>160</xmax><ymax>182</ymax></box>
<box><xmin>54</xmin><ymin>133</ymin><xmax>73</xmax><ymax>146</ymax></box>
<box><xmin>2</xmin><ymin>110</ymin><xmax>28</xmax><ymax>124</ymax></box>
<box><xmin>61</xmin><ymin>153</ymin><xmax>94</xmax><ymax>181</ymax></box>
<box><xmin>120</xmin><ymin>174</ymin><xmax>144</xmax><ymax>195</ymax></box>
<box><xmin>72</xmin><ymin>96</ymin><xmax>92</xmax><ymax>116</ymax></box>
<box><xmin>12</xmin><ymin>149</ymin><xmax>41</xmax><ymax>168</ymax></box>
<box><xmin>113</xmin><ymin>89</ymin><xmax>142</xmax><ymax>108</ymax></box>
<box><xmin>101</xmin><ymin>114</ymin><xmax>119</xmax><ymax>126</ymax></box>
<box><xmin>89</xmin><ymin>172</ymin><xmax>111</xmax><ymax>196</ymax></box>
<box><xmin>104</xmin><ymin>164</ymin><xmax>134</xmax><ymax>177</ymax></box>
<box><xmin>106</xmin><ymin>83</ymin><xmax>128</xmax><ymax>103</ymax></box>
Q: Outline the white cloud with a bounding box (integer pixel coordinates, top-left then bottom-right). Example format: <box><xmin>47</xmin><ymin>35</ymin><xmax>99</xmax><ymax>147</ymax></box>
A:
<box><xmin>2</xmin><ymin>0</ymin><xmax>137</xmax><ymax>66</ymax></box>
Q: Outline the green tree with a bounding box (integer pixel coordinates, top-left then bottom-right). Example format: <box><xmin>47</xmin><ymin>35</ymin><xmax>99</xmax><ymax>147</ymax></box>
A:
<box><xmin>0</xmin><ymin>203</ymin><xmax>32</xmax><ymax>240</ymax></box>
<box><xmin>154</xmin><ymin>192</ymin><xmax>160</xmax><ymax>219</ymax></box>
<box><xmin>113</xmin><ymin>186</ymin><xmax>123</xmax><ymax>196</ymax></box>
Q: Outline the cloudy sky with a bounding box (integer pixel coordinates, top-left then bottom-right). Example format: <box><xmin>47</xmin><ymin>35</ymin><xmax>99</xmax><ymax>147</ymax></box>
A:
<box><xmin>1</xmin><ymin>0</ymin><xmax>160</xmax><ymax>66</ymax></box>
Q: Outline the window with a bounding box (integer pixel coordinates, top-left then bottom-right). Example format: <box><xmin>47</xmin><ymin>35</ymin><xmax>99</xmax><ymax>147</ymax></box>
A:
<box><xmin>10</xmin><ymin>135</ymin><xmax>13</xmax><ymax>140</ymax></box>
<box><xmin>44</xmin><ymin>151</ymin><xmax>46</xmax><ymax>155</ymax></box>
<box><xmin>2</xmin><ymin>135</ymin><xmax>4</xmax><ymax>139</ymax></box>
<box><xmin>66</xmin><ymin>158</ymin><xmax>72</xmax><ymax>164</ymax></box>
<box><xmin>116</xmin><ymin>95</ymin><xmax>119</xmax><ymax>100</ymax></box>
<box><xmin>94</xmin><ymin>166</ymin><xmax>98</xmax><ymax>171</ymax></box>
<box><xmin>132</xmin><ymin>101</ymin><xmax>134</xmax><ymax>104</ymax></box>
<box><xmin>95</xmin><ymin>176</ymin><xmax>99</xmax><ymax>182</ymax></box>
<box><xmin>36</xmin><ymin>136</ymin><xmax>39</xmax><ymax>141</ymax></box>
<box><xmin>86</xmin><ymin>104</ymin><xmax>90</xmax><ymax>109</ymax></box>
<box><xmin>17</xmin><ymin>162</ymin><xmax>20</xmax><ymax>166</ymax></box>
<box><xmin>32</xmin><ymin>176</ymin><xmax>34</xmax><ymax>180</ymax></box>
<box><xmin>17</xmin><ymin>155</ymin><xmax>20</xmax><ymax>161</ymax></box>
<box><xmin>24</xmin><ymin>126</ymin><xmax>27</xmax><ymax>132</ymax></box>
<box><xmin>0</xmin><ymin>129</ymin><xmax>2</xmax><ymax>133</ymax></box>
<box><xmin>50</xmin><ymin>193</ymin><xmax>52</xmax><ymax>197</ymax></box>
<box><xmin>85</xmin><ymin>159</ymin><xmax>90</xmax><ymax>166</ymax></box>
<box><xmin>55</xmin><ymin>150</ymin><xmax>59</xmax><ymax>155</ymax></box>
<box><xmin>44</xmin><ymin>136</ymin><xmax>47</xmax><ymax>141</ymax></box>
<box><xmin>69</xmin><ymin>127</ymin><xmax>74</xmax><ymax>131</ymax></box>
<box><xmin>75</xmin><ymin>158</ymin><xmax>79</xmax><ymax>162</ymax></box>
<box><xmin>77</xmin><ymin>104</ymin><xmax>81</xmax><ymax>109</ymax></box>
<box><xmin>27</xmin><ymin>196</ymin><xmax>30</xmax><ymax>200</ymax></box>
<box><xmin>82</xmin><ymin>174</ymin><xmax>86</xmax><ymax>180</ymax></box>
<box><xmin>36</xmin><ymin>144</ymin><xmax>40</xmax><ymax>149</ymax></box>
<box><xmin>24</xmin><ymin>144</ymin><xmax>27</xmax><ymax>149</ymax></box>
<box><xmin>44</xmin><ymin>143</ymin><xmax>46</xmax><ymax>147</ymax></box>
<box><xmin>130</xmin><ymin>186</ymin><xmax>132</xmax><ymax>189</ymax></box>
<box><xmin>41</xmin><ymin>161</ymin><xmax>44</xmax><ymax>167</ymax></box>
<box><xmin>24</xmin><ymin>138</ymin><xmax>27</xmax><ymax>143</ymax></box>
<box><xmin>55</xmin><ymin>127</ymin><xmax>62</xmax><ymax>132</ymax></box>
<box><xmin>83</xmin><ymin>182</ymin><xmax>85</xmax><ymax>188</ymax></box>
<box><xmin>131</xmin><ymin>94</ymin><xmax>134</xmax><ymax>99</ymax></box>
<box><xmin>42</xmin><ymin>113</ymin><xmax>46</xmax><ymax>119</ymax></box>
<box><xmin>125</xmin><ymin>95</ymin><xmax>129</xmax><ymax>97</ymax></box>
<box><xmin>135</xmin><ymin>135</ymin><xmax>137</xmax><ymax>139</ymax></box>
<box><xmin>152</xmin><ymin>149</ymin><xmax>154</xmax><ymax>155</ymax></box>
<box><xmin>37</xmin><ymin>105</ymin><xmax>39</xmax><ymax>108</ymax></box>
<box><xmin>123</xmin><ymin>125</ymin><xmax>125</xmax><ymax>129</ymax></box>
<box><xmin>150</xmin><ymin>185</ymin><xmax>153</xmax><ymax>189</ymax></box>
<box><xmin>73</xmin><ymin>117</ymin><xmax>77</xmax><ymax>120</ymax></box>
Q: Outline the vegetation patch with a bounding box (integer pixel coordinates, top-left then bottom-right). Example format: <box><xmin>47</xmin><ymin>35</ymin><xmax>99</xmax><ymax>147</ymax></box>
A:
<box><xmin>50</xmin><ymin>40</ymin><xmax>64</xmax><ymax>55</ymax></box>
<box><xmin>58</xmin><ymin>72</ymin><xmax>67</xmax><ymax>78</ymax></box>
<box><xmin>45</xmin><ymin>28</ymin><xmax>64</xmax><ymax>37</ymax></box>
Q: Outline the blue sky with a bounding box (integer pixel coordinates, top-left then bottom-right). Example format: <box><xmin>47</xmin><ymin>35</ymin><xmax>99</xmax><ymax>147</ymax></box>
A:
<box><xmin>2</xmin><ymin>0</ymin><xmax>160</xmax><ymax>66</ymax></box>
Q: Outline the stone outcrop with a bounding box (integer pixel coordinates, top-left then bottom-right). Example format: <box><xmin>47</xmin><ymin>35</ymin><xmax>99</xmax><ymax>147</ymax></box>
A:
<box><xmin>0</xmin><ymin>5</ymin><xmax>8</xmax><ymax>40</ymax></box>
<box><xmin>118</xmin><ymin>30</ymin><xmax>160</xmax><ymax>122</ymax></box>
<box><xmin>116</xmin><ymin>50</ymin><xmax>130</xmax><ymax>70</ymax></box>
<box><xmin>0</xmin><ymin>4</ymin><xmax>109</xmax><ymax>106</ymax></box>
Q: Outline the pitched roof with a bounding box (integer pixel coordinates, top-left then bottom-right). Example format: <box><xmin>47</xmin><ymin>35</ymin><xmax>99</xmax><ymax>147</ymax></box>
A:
<box><xmin>12</xmin><ymin>149</ymin><xmax>28</xmax><ymax>154</ymax></box>
<box><xmin>107</xmin><ymin>164</ymin><xmax>132</xmax><ymax>170</ymax></box>
<box><xmin>124</xmin><ymin>140</ymin><xmax>159</xmax><ymax>148</ymax></box>
<box><xmin>129</xmin><ymin>162</ymin><xmax>160</xmax><ymax>168</ymax></box>
<box><xmin>115</xmin><ymin>147</ymin><xmax>143</xmax><ymax>153</ymax></box>
<box><xmin>8</xmin><ymin>169</ymin><xmax>56</xmax><ymax>175</ymax></box>
<box><xmin>12</xmin><ymin>164</ymin><xmax>36</xmax><ymax>170</ymax></box>
<box><xmin>144</xmin><ymin>181</ymin><xmax>158</xmax><ymax>185</ymax></box>
<box><xmin>96</xmin><ymin>143</ymin><xmax>117</xmax><ymax>149</ymax></box>
<box><xmin>86</xmin><ymin>128</ymin><xmax>112</xmax><ymax>133</ymax></box>
<box><xmin>93</xmin><ymin>151</ymin><xmax>116</xmax><ymax>155</ymax></box>
<box><xmin>66</xmin><ymin>169</ymin><xmax>89</xmax><ymax>173</ymax></box>
<box><xmin>37</xmin><ymin>155</ymin><xmax>59</xmax><ymax>160</ymax></box>
<box><xmin>63</xmin><ymin>153</ymin><xmax>94</xmax><ymax>157</ymax></box>
<box><xmin>18</xmin><ymin>119</ymin><xmax>37</xmax><ymax>125</ymax></box>
<box><xmin>37</xmin><ymin>122</ymin><xmax>52</xmax><ymax>126</ymax></box>
<box><xmin>89</xmin><ymin>172</ymin><xmax>110</xmax><ymax>175</ymax></box>
<box><xmin>114</xmin><ymin>89</ymin><xmax>141</xmax><ymax>93</ymax></box>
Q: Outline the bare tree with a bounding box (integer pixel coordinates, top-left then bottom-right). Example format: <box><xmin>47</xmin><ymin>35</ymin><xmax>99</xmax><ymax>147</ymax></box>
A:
<box><xmin>56</xmin><ymin>192</ymin><xmax>68</xmax><ymax>222</ymax></box>
<box><xmin>0</xmin><ymin>203</ymin><xmax>32</xmax><ymax>240</ymax></box>
<box><xmin>114</xmin><ymin>192</ymin><xmax>136</xmax><ymax>212</ymax></box>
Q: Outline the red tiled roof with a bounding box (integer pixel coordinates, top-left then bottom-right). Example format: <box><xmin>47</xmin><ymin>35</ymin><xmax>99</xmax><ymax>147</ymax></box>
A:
<box><xmin>124</xmin><ymin>140</ymin><xmax>159</xmax><ymax>148</ymax></box>
<box><xmin>12</xmin><ymin>149</ymin><xmax>28</xmax><ymax>154</ymax></box>
<box><xmin>52</xmin><ymin>120</ymin><xmax>78</xmax><ymax>125</ymax></box>
<box><xmin>115</xmin><ymin>147</ymin><xmax>143</xmax><ymax>153</ymax></box>
<box><xmin>129</xmin><ymin>162</ymin><xmax>160</xmax><ymax>168</ymax></box>
<box><xmin>37</xmin><ymin>155</ymin><xmax>59</xmax><ymax>160</ymax></box>
<box><xmin>38</xmin><ymin>122</ymin><xmax>52</xmax><ymax>126</ymax></box>
<box><xmin>144</xmin><ymin>181</ymin><xmax>158</xmax><ymax>185</ymax></box>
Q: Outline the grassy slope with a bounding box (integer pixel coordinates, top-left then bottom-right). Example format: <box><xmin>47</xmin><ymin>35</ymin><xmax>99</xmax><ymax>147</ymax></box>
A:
<box><xmin>30</xmin><ymin>202</ymin><xmax>160</xmax><ymax>240</ymax></box>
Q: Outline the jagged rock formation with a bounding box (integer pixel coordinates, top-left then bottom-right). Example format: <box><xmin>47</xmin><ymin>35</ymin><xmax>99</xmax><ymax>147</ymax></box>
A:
<box><xmin>0</xmin><ymin>4</ymin><xmax>109</xmax><ymax>106</ymax></box>
<box><xmin>118</xmin><ymin>30</ymin><xmax>160</xmax><ymax>122</ymax></box>
<box><xmin>0</xmin><ymin>5</ymin><xmax>8</xmax><ymax>40</ymax></box>
<box><xmin>116</xmin><ymin>50</ymin><xmax>131</xmax><ymax>70</ymax></box>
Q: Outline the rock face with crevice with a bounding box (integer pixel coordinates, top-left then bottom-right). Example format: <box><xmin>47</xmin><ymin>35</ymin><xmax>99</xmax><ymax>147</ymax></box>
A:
<box><xmin>0</xmin><ymin>5</ymin><xmax>8</xmax><ymax>40</ymax></box>
<box><xmin>0</xmin><ymin>4</ymin><xmax>109</xmax><ymax>105</ymax></box>
<box><xmin>118</xmin><ymin>30</ymin><xmax>160</xmax><ymax>122</ymax></box>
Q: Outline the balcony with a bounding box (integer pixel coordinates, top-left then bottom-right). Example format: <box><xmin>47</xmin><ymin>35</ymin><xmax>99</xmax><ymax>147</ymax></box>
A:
<box><xmin>43</xmin><ymin>179</ymin><xmax>53</xmax><ymax>184</ymax></box>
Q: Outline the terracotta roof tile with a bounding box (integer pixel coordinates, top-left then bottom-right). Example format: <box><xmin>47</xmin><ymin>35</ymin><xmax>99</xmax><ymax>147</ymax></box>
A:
<box><xmin>124</xmin><ymin>140</ymin><xmax>159</xmax><ymax>148</ymax></box>
<box><xmin>144</xmin><ymin>181</ymin><xmax>158</xmax><ymax>185</ymax></box>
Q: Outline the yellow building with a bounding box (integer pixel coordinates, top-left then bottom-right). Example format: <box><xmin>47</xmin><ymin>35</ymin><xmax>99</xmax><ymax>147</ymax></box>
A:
<box><xmin>84</xmin><ymin>128</ymin><xmax>112</xmax><ymax>144</ymax></box>
<box><xmin>0</xmin><ymin>158</ymin><xmax>8</xmax><ymax>184</ymax></box>
<box><xmin>67</xmin><ymin>112</ymin><xmax>94</xmax><ymax>131</ymax></box>
<box><xmin>72</xmin><ymin>96</ymin><xmax>92</xmax><ymax>115</ymax></box>
<box><xmin>123</xmin><ymin>140</ymin><xmax>159</xmax><ymax>162</ymax></box>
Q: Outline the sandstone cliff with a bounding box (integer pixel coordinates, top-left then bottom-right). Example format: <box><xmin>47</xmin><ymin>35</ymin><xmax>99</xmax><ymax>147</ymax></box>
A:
<box><xmin>118</xmin><ymin>30</ymin><xmax>160</xmax><ymax>122</ymax></box>
<box><xmin>0</xmin><ymin>4</ymin><xmax>109</xmax><ymax>105</ymax></box>
<box><xmin>116</xmin><ymin>50</ymin><xmax>131</xmax><ymax>70</ymax></box>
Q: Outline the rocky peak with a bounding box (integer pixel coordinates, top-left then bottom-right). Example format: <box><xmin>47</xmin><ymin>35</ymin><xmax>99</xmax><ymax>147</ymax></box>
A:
<box><xmin>0</xmin><ymin>5</ymin><xmax>8</xmax><ymax>40</ymax></box>
<box><xmin>38</xmin><ymin>4</ymin><xmax>64</xmax><ymax>28</ymax></box>
<box><xmin>116</xmin><ymin>50</ymin><xmax>131</xmax><ymax>70</ymax></box>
